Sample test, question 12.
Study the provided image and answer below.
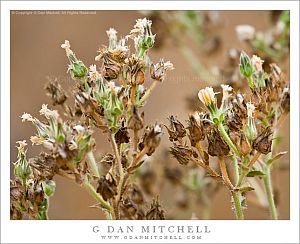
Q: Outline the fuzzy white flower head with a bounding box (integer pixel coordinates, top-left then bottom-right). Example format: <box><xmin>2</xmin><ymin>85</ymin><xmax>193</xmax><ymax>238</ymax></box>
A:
<box><xmin>39</xmin><ymin>104</ymin><xmax>59</xmax><ymax>120</ymax></box>
<box><xmin>198</xmin><ymin>87</ymin><xmax>216</xmax><ymax>106</ymax></box>
<box><xmin>221</xmin><ymin>84</ymin><xmax>233</xmax><ymax>100</ymax></box>
<box><xmin>89</xmin><ymin>64</ymin><xmax>102</xmax><ymax>82</ymax></box>
<box><xmin>16</xmin><ymin>140</ymin><xmax>27</xmax><ymax>153</ymax></box>
<box><xmin>251</xmin><ymin>55</ymin><xmax>264</xmax><ymax>72</ymax></box>
<box><xmin>246</xmin><ymin>102</ymin><xmax>255</xmax><ymax>118</ymax></box>
<box><xmin>236</xmin><ymin>25</ymin><xmax>255</xmax><ymax>41</ymax></box>
<box><xmin>106</xmin><ymin>28</ymin><xmax>117</xmax><ymax>39</ymax></box>
<box><xmin>115</xmin><ymin>38</ymin><xmax>129</xmax><ymax>53</ymax></box>
<box><xmin>21</xmin><ymin>113</ymin><xmax>34</xmax><ymax>123</ymax></box>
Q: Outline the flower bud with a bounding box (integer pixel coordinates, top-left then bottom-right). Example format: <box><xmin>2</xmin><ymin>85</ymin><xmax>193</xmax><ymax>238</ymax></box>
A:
<box><xmin>14</xmin><ymin>141</ymin><xmax>31</xmax><ymax>185</ymax></box>
<box><xmin>239</xmin><ymin>51</ymin><xmax>256</xmax><ymax>79</ymax></box>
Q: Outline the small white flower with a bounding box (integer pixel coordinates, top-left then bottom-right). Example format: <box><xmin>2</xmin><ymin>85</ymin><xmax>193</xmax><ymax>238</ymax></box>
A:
<box><xmin>61</xmin><ymin>40</ymin><xmax>73</xmax><ymax>57</ymax></box>
<box><xmin>251</xmin><ymin>55</ymin><xmax>264</xmax><ymax>72</ymax></box>
<box><xmin>106</xmin><ymin>28</ymin><xmax>117</xmax><ymax>39</ymax></box>
<box><xmin>221</xmin><ymin>84</ymin><xmax>233</xmax><ymax>100</ymax></box>
<box><xmin>21</xmin><ymin>113</ymin><xmax>34</xmax><ymax>122</ymax></box>
<box><xmin>198</xmin><ymin>87</ymin><xmax>216</xmax><ymax>106</ymax></box>
<box><xmin>236</xmin><ymin>25</ymin><xmax>255</xmax><ymax>41</ymax></box>
<box><xmin>61</xmin><ymin>40</ymin><xmax>70</xmax><ymax>49</ymax></box>
<box><xmin>88</xmin><ymin>65</ymin><xmax>102</xmax><ymax>82</ymax></box>
<box><xmin>246</xmin><ymin>102</ymin><xmax>255</xmax><ymax>118</ymax></box>
<box><xmin>39</xmin><ymin>104</ymin><xmax>59</xmax><ymax>120</ymax></box>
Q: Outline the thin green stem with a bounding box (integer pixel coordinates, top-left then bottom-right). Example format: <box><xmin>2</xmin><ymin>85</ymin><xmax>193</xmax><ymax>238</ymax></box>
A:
<box><xmin>83</xmin><ymin>178</ymin><xmax>112</xmax><ymax>212</ymax></box>
<box><xmin>247</xmin><ymin>75</ymin><xmax>254</xmax><ymax>89</ymax></box>
<box><xmin>231</xmin><ymin>191</ymin><xmax>244</xmax><ymax>220</ymax></box>
<box><xmin>262</xmin><ymin>165</ymin><xmax>278</xmax><ymax>220</ymax></box>
<box><xmin>218</xmin><ymin>123</ymin><xmax>240</xmax><ymax>157</ymax></box>
<box><xmin>86</xmin><ymin>151</ymin><xmax>99</xmax><ymax>178</ymax></box>
<box><xmin>137</xmin><ymin>80</ymin><xmax>158</xmax><ymax>106</ymax></box>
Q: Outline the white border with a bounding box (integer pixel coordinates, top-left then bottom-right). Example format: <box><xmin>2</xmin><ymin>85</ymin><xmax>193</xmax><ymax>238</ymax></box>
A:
<box><xmin>1</xmin><ymin>1</ymin><xmax>299</xmax><ymax>243</ymax></box>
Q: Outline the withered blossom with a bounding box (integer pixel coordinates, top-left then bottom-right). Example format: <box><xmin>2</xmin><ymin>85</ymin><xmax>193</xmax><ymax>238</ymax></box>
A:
<box><xmin>150</xmin><ymin>59</ymin><xmax>174</xmax><ymax>82</ymax></box>
<box><xmin>139</xmin><ymin>124</ymin><xmax>162</xmax><ymax>156</ymax></box>
<box><xmin>114</xmin><ymin>126</ymin><xmax>130</xmax><ymax>146</ymax></box>
<box><xmin>170</xmin><ymin>144</ymin><xmax>196</xmax><ymax>165</ymax></box>
<box><xmin>96</xmin><ymin>174</ymin><xmax>117</xmax><ymax>201</ymax></box>
<box><xmin>45</xmin><ymin>81</ymin><xmax>68</xmax><ymax>106</ymax></box>
<box><xmin>207</xmin><ymin>127</ymin><xmax>230</xmax><ymax>157</ymax></box>
<box><xmin>187</xmin><ymin>113</ymin><xmax>205</xmax><ymax>146</ymax></box>
<box><xmin>125</xmin><ymin>55</ymin><xmax>145</xmax><ymax>85</ymax></box>
<box><xmin>253</xmin><ymin>126</ymin><xmax>273</xmax><ymax>154</ymax></box>
<box><xmin>164</xmin><ymin>115</ymin><xmax>186</xmax><ymax>142</ymax></box>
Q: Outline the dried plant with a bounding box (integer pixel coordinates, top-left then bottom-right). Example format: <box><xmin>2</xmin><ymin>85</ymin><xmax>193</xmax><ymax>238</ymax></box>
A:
<box><xmin>10</xmin><ymin>18</ymin><xmax>173</xmax><ymax>220</ymax></box>
<box><xmin>165</xmin><ymin>51</ymin><xmax>289</xmax><ymax>219</ymax></box>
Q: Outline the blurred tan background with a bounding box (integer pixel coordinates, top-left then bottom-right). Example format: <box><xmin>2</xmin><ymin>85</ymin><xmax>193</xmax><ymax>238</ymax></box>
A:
<box><xmin>10</xmin><ymin>10</ymin><xmax>290</xmax><ymax>219</ymax></box>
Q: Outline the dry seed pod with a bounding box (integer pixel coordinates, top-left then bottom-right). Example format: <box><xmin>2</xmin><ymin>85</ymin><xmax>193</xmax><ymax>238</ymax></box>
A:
<box><xmin>187</xmin><ymin>114</ymin><xmax>205</xmax><ymax>146</ymax></box>
<box><xmin>170</xmin><ymin>144</ymin><xmax>196</xmax><ymax>165</ymax></box>
<box><xmin>207</xmin><ymin>127</ymin><xmax>230</xmax><ymax>157</ymax></box>
<box><xmin>164</xmin><ymin>115</ymin><xmax>186</xmax><ymax>142</ymax></box>
<box><xmin>114</xmin><ymin>126</ymin><xmax>130</xmax><ymax>146</ymax></box>
<box><xmin>96</xmin><ymin>175</ymin><xmax>117</xmax><ymax>201</ymax></box>
<box><xmin>29</xmin><ymin>153</ymin><xmax>57</xmax><ymax>181</ymax></box>
<box><xmin>253</xmin><ymin>126</ymin><xmax>273</xmax><ymax>154</ymax></box>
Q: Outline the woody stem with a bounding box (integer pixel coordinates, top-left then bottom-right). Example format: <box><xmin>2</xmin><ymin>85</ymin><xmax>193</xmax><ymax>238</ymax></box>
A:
<box><xmin>133</xmin><ymin>129</ymin><xmax>139</xmax><ymax>152</ymax></box>
<box><xmin>195</xmin><ymin>142</ymin><xmax>206</xmax><ymax>162</ymax></box>
<box><xmin>218</xmin><ymin>156</ymin><xmax>234</xmax><ymax>190</ymax></box>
